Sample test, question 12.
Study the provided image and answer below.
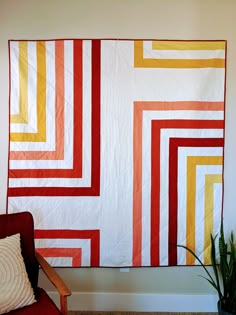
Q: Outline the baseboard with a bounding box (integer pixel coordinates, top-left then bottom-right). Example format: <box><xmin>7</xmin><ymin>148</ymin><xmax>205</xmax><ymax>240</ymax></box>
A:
<box><xmin>49</xmin><ymin>291</ymin><xmax>218</xmax><ymax>312</ymax></box>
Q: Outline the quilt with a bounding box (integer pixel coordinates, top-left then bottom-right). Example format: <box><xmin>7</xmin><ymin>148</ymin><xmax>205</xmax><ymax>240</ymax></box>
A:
<box><xmin>7</xmin><ymin>39</ymin><xmax>226</xmax><ymax>267</ymax></box>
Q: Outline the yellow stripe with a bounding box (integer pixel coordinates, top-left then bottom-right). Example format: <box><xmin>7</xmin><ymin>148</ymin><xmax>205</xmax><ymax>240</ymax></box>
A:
<box><xmin>36</xmin><ymin>41</ymin><xmax>46</xmax><ymax>141</ymax></box>
<box><xmin>134</xmin><ymin>41</ymin><xmax>225</xmax><ymax>68</ymax></box>
<box><xmin>204</xmin><ymin>174</ymin><xmax>222</xmax><ymax>264</ymax></box>
<box><xmin>11</xmin><ymin>41</ymin><xmax>28</xmax><ymax>124</ymax></box>
<box><xmin>186</xmin><ymin>156</ymin><xmax>222</xmax><ymax>265</ymax></box>
<box><xmin>152</xmin><ymin>41</ymin><xmax>225</xmax><ymax>51</ymax></box>
<box><xmin>11</xmin><ymin>41</ymin><xmax>47</xmax><ymax>142</ymax></box>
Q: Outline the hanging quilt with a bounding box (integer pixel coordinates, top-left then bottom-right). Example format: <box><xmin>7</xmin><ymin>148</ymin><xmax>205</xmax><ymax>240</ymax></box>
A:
<box><xmin>7</xmin><ymin>39</ymin><xmax>226</xmax><ymax>267</ymax></box>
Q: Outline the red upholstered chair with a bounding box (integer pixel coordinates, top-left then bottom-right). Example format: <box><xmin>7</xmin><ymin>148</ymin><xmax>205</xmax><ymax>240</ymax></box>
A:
<box><xmin>0</xmin><ymin>211</ymin><xmax>71</xmax><ymax>315</ymax></box>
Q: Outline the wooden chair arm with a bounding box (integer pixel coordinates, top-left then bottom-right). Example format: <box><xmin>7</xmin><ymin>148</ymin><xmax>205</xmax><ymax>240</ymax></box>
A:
<box><xmin>35</xmin><ymin>251</ymin><xmax>71</xmax><ymax>315</ymax></box>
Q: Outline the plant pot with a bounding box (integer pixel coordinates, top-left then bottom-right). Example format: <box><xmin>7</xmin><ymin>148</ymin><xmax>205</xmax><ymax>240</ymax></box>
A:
<box><xmin>218</xmin><ymin>301</ymin><xmax>234</xmax><ymax>315</ymax></box>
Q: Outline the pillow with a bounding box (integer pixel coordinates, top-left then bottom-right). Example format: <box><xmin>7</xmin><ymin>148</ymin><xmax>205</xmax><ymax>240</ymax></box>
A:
<box><xmin>0</xmin><ymin>233</ymin><xmax>36</xmax><ymax>314</ymax></box>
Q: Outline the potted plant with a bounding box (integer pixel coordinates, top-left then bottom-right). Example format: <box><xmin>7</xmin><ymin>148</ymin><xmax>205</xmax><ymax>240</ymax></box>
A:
<box><xmin>178</xmin><ymin>220</ymin><xmax>236</xmax><ymax>315</ymax></box>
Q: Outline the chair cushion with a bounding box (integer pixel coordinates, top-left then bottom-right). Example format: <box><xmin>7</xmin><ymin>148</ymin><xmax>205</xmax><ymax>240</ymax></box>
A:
<box><xmin>6</xmin><ymin>288</ymin><xmax>62</xmax><ymax>315</ymax></box>
<box><xmin>0</xmin><ymin>234</ymin><xmax>36</xmax><ymax>314</ymax></box>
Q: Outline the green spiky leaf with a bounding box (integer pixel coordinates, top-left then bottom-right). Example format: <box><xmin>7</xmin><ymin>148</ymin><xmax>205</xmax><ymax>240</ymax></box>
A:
<box><xmin>177</xmin><ymin>219</ymin><xmax>236</xmax><ymax>313</ymax></box>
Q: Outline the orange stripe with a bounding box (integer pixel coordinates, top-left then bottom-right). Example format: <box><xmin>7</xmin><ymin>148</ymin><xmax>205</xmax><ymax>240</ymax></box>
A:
<box><xmin>54</xmin><ymin>40</ymin><xmax>65</xmax><ymax>159</ymax></box>
<box><xmin>134</xmin><ymin>101</ymin><xmax>224</xmax><ymax>111</ymax></box>
<box><xmin>132</xmin><ymin>103</ymin><xmax>143</xmax><ymax>266</ymax></box>
<box><xmin>36</xmin><ymin>248</ymin><xmax>82</xmax><ymax>267</ymax></box>
<box><xmin>132</xmin><ymin>101</ymin><xmax>223</xmax><ymax>266</ymax></box>
<box><xmin>10</xmin><ymin>41</ymin><xmax>65</xmax><ymax>160</ymax></box>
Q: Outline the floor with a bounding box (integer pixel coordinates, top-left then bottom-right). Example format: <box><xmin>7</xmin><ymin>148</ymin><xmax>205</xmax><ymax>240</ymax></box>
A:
<box><xmin>68</xmin><ymin>312</ymin><xmax>217</xmax><ymax>315</ymax></box>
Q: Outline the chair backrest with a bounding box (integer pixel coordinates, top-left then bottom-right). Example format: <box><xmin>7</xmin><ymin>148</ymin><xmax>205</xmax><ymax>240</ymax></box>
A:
<box><xmin>0</xmin><ymin>211</ymin><xmax>39</xmax><ymax>293</ymax></box>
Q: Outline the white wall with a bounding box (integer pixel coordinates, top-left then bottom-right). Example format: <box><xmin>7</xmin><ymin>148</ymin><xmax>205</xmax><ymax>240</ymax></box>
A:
<box><xmin>1</xmin><ymin>0</ymin><xmax>236</xmax><ymax>311</ymax></box>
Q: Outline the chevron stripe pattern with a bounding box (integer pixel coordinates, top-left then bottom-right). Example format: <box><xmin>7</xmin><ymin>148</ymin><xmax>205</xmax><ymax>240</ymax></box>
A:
<box><xmin>8</xmin><ymin>40</ymin><xmax>226</xmax><ymax>267</ymax></box>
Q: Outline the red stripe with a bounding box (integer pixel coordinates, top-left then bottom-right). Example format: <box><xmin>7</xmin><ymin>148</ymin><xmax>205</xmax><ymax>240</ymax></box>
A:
<box><xmin>7</xmin><ymin>41</ymin><xmax>12</xmax><ymax>214</ymax></box>
<box><xmin>150</xmin><ymin>123</ymin><xmax>160</xmax><ymax>266</ymax></box>
<box><xmin>150</xmin><ymin>119</ymin><xmax>224</xmax><ymax>266</ymax></box>
<box><xmin>8</xmin><ymin>40</ymin><xmax>101</xmax><ymax>196</ymax></box>
<box><xmin>91</xmin><ymin>40</ymin><xmax>101</xmax><ymax>193</ymax></box>
<box><xmin>35</xmin><ymin>229</ymin><xmax>100</xmax><ymax>266</ymax></box>
<box><xmin>168</xmin><ymin>137</ymin><xmax>224</xmax><ymax>266</ymax></box>
<box><xmin>9</xmin><ymin>40</ymin><xmax>83</xmax><ymax>179</ymax></box>
<box><xmin>73</xmin><ymin>39</ymin><xmax>83</xmax><ymax>177</ymax></box>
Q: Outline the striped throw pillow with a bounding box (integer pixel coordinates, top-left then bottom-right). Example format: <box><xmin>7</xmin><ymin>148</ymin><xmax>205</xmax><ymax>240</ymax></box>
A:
<box><xmin>0</xmin><ymin>233</ymin><xmax>36</xmax><ymax>314</ymax></box>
